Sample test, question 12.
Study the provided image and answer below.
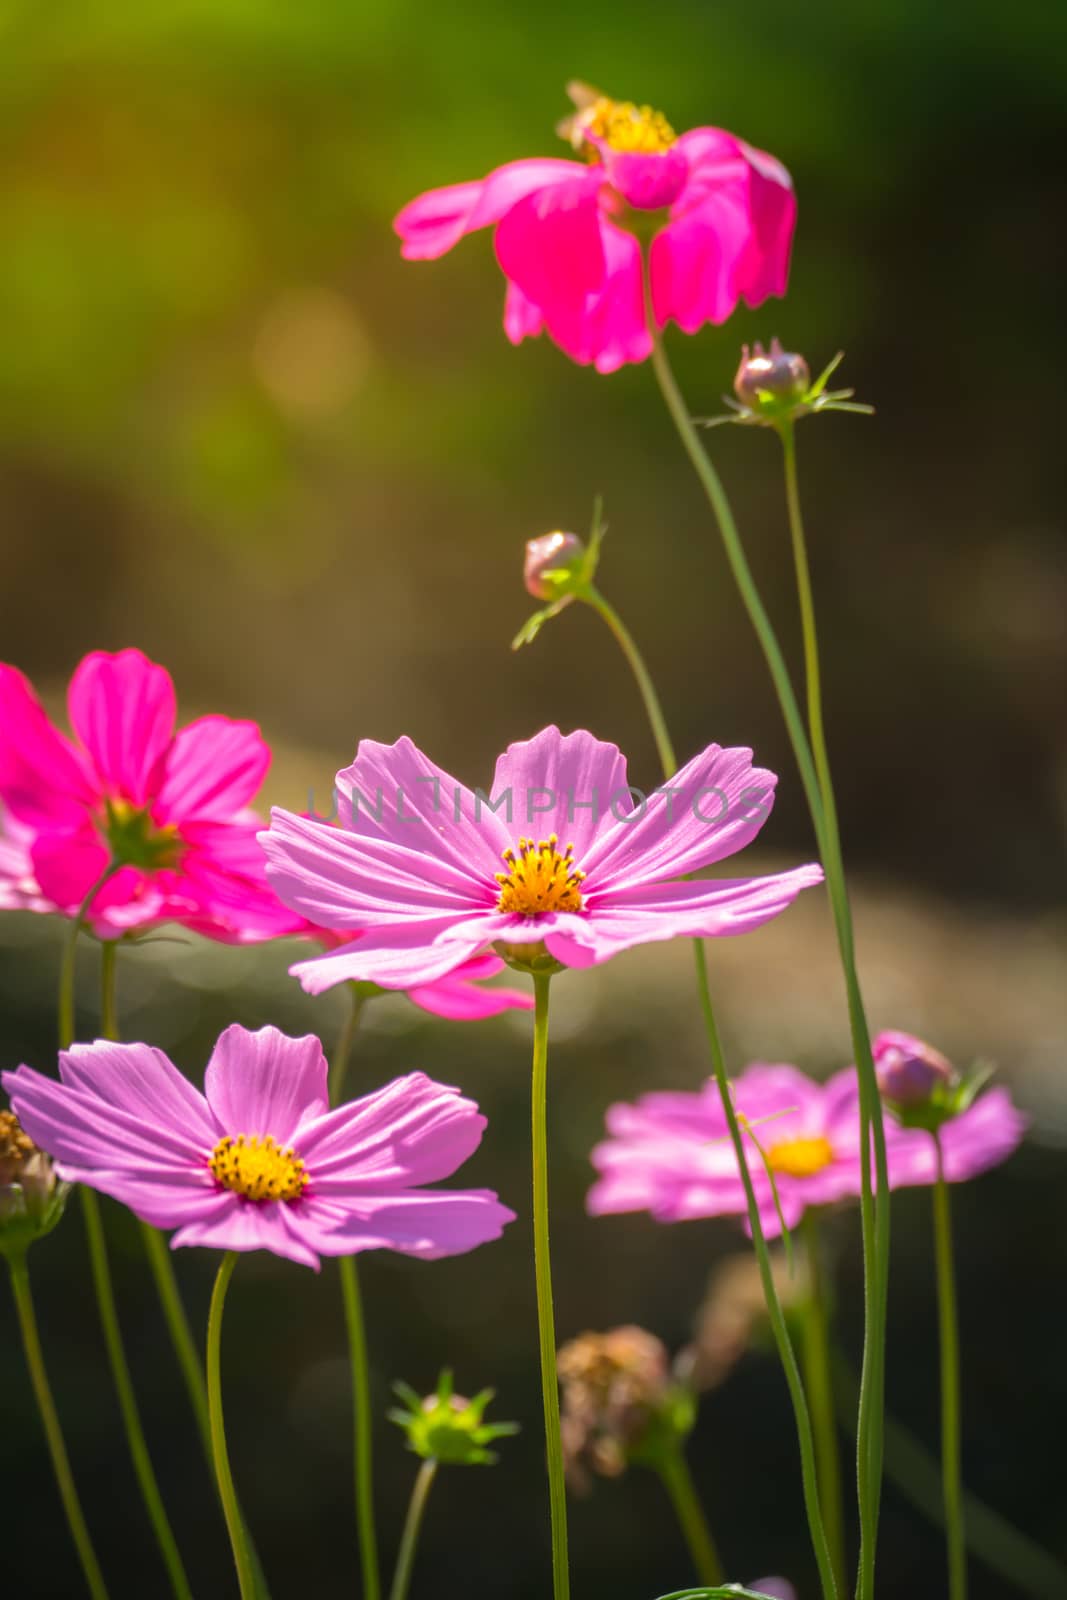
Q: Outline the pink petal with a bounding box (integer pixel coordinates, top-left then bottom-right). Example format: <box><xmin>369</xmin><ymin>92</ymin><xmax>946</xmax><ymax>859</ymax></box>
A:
<box><xmin>736</xmin><ymin>138</ymin><xmax>797</xmax><ymax>306</ymax></box>
<box><xmin>318</xmin><ymin>1188</ymin><xmax>516</xmax><ymax>1259</ymax></box>
<box><xmin>289</xmin><ymin>923</ymin><xmax>486</xmax><ymax>995</ymax></box>
<box><xmin>30</xmin><ymin>823</ymin><xmax>111</xmax><ymax>912</ymax></box>
<box><xmin>0</xmin><ymin>665</ymin><xmax>97</xmax><ymax>828</ymax></box>
<box><xmin>58</xmin><ymin>1040</ymin><xmax>219</xmax><ymax>1145</ymax></box>
<box><xmin>156</xmin><ymin>716</ymin><xmax>270</xmax><ymax>823</ymax></box>
<box><xmin>503</xmin><ymin>280</ymin><xmax>545</xmax><ymax>346</ymax></box>
<box><xmin>203</xmin><ymin>1024</ymin><xmax>329</xmax><ymax>1143</ymax></box>
<box><xmin>581</xmin><ymin>742</ymin><xmax>777</xmax><ymax>888</ymax></box>
<box><xmin>405</xmin><ymin>973</ymin><xmax>533</xmax><ymax>1020</ymax></box>
<box><xmin>494</xmin><ymin>171</ymin><xmax>607</xmax><ymax>336</ymax></box>
<box><xmin>395</xmin><ymin>158</ymin><xmax>588</xmax><ymax>260</ymax></box>
<box><xmin>67</xmin><ymin>649</ymin><xmax>176</xmax><ymax>805</ymax></box>
<box><xmin>651</xmin><ymin>187</ymin><xmax>751</xmax><ymax>331</ymax></box>
<box><xmin>295</xmin><ymin>1070</ymin><xmax>486</xmax><ymax>1189</ymax></box>
<box><xmin>489</xmin><ymin>726</ymin><xmax>629</xmax><ymax>858</ymax></box>
<box><xmin>171</xmin><ymin>1195</ymin><xmax>323</xmax><ymax>1270</ymax></box>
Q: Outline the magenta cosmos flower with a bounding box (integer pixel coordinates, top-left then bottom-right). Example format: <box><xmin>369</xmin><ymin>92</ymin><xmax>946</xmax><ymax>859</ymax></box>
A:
<box><xmin>871</xmin><ymin>1030</ymin><xmax>1028</xmax><ymax>1186</ymax></box>
<box><xmin>588</xmin><ymin>1064</ymin><xmax>927</xmax><ymax>1238</ymax></box>
<box><xmin>258</xmin><ymin>726</ymin><xmax>823</xmax><ymax>992</ymax></box>
<box><xmin>3</xmin><ymin>1024</ymin><xmax>514</xmax><ymax>1270</ymax></box>
<box><xmin>394</xmin><ymin>85</ymin><xmax>795</xmax><ymax>373</ymax></box>
<box><xmin>0</xmin><ymin>649</ymin><xmax>302</xmax><ymax>942</ymax></box>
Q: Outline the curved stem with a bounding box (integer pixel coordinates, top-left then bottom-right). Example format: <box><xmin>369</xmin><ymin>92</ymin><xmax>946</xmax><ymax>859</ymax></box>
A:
<box><xmin>585</xmin><ymin>585</ymin><xmax>678</xmax><ymax>775</ymax></box>
<box><xmin>933</xmin><ymin>1138</ymin><xmax>966</xmax><ymax>1600</ymax></box>
<box><xmin>329</xmin><ymin>988</ymin><xmax>368</xmax><ymax>1105</ymax></box>
<box><xmin>531</xmin><ymin>971</ymin><xmax>570</xmax><ymax>1600</ymax></box>
<box><xmin>801</xmin><ymin>1210</ymin><xmax>848</xmax><ymax>1592</ymax></box>
<box><xmin>80</xmin><ymin>1188</ymin><xmax>192</xmax><ymax>1600</ymax></box>
<box><xmin>57</xmin><ymin>864</ymin><xmax>122</xmax><ymax>1051</ymax></box>
<box><xmin>643</xmin><ymin>275</ymin><xmax>888</xmax><ymax>1600</ymax></box>
<box><xmin>207</xmin><ymin>1252</ymin><xmax>255</xmax><ymax>1600</ymax></box>
<box><xmin>138</xmin><ymin>1220</ymin><xmax>213</xmax><ymax>1461</ymax></box>
<box><xmin>656</xmin><ymin>1441</ymin><xmax>725</xmax><ymax>1587</ymax></box>
<box><xmin>330</xmin><ymin>989</ymin><xmax>381</xmax><ymax>1600</ymax></box>
<box><xmin>692</xmin><ymin>944</ymin><xmax>839</xmax><ymax>1600</ymax></box>
<box><xmin>387</xmin><ymin>1459</ymin><xmax>438</xmax><ymax>1600</ymax></box>
<box><xmin>7</xmin><ymin>1253</ymin><xmax>110</xmax><ymax>1600</ymax></box>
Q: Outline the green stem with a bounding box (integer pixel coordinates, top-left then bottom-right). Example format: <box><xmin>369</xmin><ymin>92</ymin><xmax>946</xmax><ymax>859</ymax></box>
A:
<box><xmin>656</xmin><ymin>1441</ymin><xmax>725</xmax><ymax>1587</ymax></box>
<box><xmin>531</xmin><ymin>971</ymin><xmax>570</xmax><ymax>1600</ymax></box>
<box><xmin>387</xmin><ymin>1459</ymin><xmax>438</xmax><ymax>1600</ymax></box>
<box><xmin>643</xmin><ymin>270</ymin><xmax>888</xmax><ymax>1600</ymax></box>
<box><xmin>80</xmin><ymin>1188</ymin><xmax>192</xmax><ymax>1600</ymax></box>
<box><xmin>207</xmin><ymin>1252</ymin><xmax>255</xmax><ymax>1600</ymax></box>
<box><xmin>801</xmin><ymin>1211</ymin><xmax>848</xmax><ymax>1592</ymax></box>
<box><xmin>7</xmin><ymin>1253</ymin><xmax>110</xmax><ymax>1600</ymax></box>
<box><xmin>585</xmin><ymin>585</ymin><xmax>677</xmax><ymax>775</ymax></box>
<box><xmin>692</xmin><ymin>944</ymin><xmax>839</xmax><ymax>1600</ymax></box>
<box><xmin>779</xmin><ymin>421</ymin><xmax>890</xmax><ymax>1593</ymax></box>
<box><xmin>138</xmin><ymin>1220</ymin><xmax>213</xmax><ymax>1461</ymax></box>
<box><xmin>57</xmin><ymin>864</ymin><xmax>122</xmax><ymax>1051</ymax></box>
<box><xmin>580</xmin><ymin>547</ymin><xmax>835</xmax><ymax>1595</ymax></box>
<box><xmin>330</xmin><ymin>990</ymin><xmax>381</xmax><ymax>1600</ymax></box>
<box><xmin>933</xmin><ymin>1139</ymin><xmax>966</xmax><ymax>1600</ymax></box>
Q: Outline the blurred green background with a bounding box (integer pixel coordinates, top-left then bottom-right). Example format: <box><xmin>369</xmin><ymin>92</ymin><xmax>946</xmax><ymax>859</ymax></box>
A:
<box><xmin>2</xmin><ymin>2</ymin><xmax>1066</xmax><ymax>1597</ymax></box>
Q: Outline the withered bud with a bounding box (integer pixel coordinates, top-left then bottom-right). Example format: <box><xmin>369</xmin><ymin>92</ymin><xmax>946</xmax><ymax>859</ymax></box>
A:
<box><xmin>734</xmin><ymin>338</ymin><xmax>810</xmax><ymax>411</ymax></box>
<box><xmin>524</xmin><ymin>531</ymin><xmax>586</xmax><ymax>600</ymax></box>
<box><xmin>0</xmin><ymin>1110</ymin><xmax>62</xmax><ymax>1246</ymax></box>
<box><xmin>557</xmin><ymin>1325</ymin><xmax>675</xmax><ymax>1491</ymax></box>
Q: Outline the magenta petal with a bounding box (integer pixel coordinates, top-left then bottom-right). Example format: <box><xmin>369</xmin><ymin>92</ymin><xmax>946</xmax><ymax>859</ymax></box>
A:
<box><xmin>203</xmin><ymin>1025</ymin><xmax>328</xmax><ymax>1142</ymax></box>
<box><xmin>30</xmin><ymin>823</ymin><xmax>111</xmax><ymax>911</ymax></box>
<box><xmin>406</xmin><ymin>973</ymin><xmax>533</xmax><ymax>1020</ymax></box>
<box><xmin>156</xmin><ymin>716</ymin><xmax>270</xmax><ymax>823</ymax></box>
<box><xmin>490</xmin><ymin>725</ymin><xmax>628</xmax><ymax>857</ymax></box>
<box><xmin>170</xmin><ymin>1195</ymin><xmax>323</xmax><ymax>1270</ymax></box>
<box><xmin>59</xmin><ymin>1040</ymin><xmax>219</xmax><ymax>1144</ymax></box>
<box><xmin>0</xmin><ymin>665</ymin><xmax>97</xmax><ymax>828</ymax></box>
<box><xmin>494</xmin><ymin>171</ymin><xmax>607</xmax><ymax>331</ymax></box>
<box><xmin>296</xmin><ymin>1070</ymin><xmax>486</xmax><ymax>1188</ymax></box>
<box><xmin>394</xmin><ymin>159</ymin><xmax>587</xmax><ymax>260</ymax></box>
<box><xmin>67</xmin><ymin>649</ymin><xmax>176</xmax><ymax>806</ymax></box>
<box><xmin>736</xmin><ymin>139</ymin><xmax>797</xmax><ymax>306</ymax></box>
<box><xmin>651</xmin><ymin>189</ymin><xmax>751</xmax><ymax>331</ymax></box>
<box><xmin>318</xmin><ymin>1189</ymin><xmax>516</xmax><ymax>1260</ymax></box>
<box><xmin>503</xmin><ymin>280</ymin><xmax>545</xmax><ymax>346</ymax></box>
<box><xmin>289</xmin><ymin>921</ymin><xmax>486</xmax><ymax>994</ymax></box>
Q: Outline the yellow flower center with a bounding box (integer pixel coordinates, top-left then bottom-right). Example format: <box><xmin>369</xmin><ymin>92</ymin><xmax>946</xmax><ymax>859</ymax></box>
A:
<box><xmin>209</xmin><ymin>1134</ymin><xmax>308</xmax><ymax>1203</ymax></box>
<box><xmin>495</xmin><ymin>835</ymin><xmax>585</xmax><ymax>917</ymax></box>
<box><xmin>584</xmin><ymin>96</ymin><xmax>676</xmax><ymax>154</ymax></box>
<box><xmin>765</xmin><ymin>1136</ymin><xmax>835</xmax><ymax>1178</ymax></box>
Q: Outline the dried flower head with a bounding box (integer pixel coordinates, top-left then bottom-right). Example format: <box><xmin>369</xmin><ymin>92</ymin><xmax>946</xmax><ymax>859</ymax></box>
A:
<box><xmin>557</xmin><ymin>1325</ymin><xmax>691</xmax><ymax>1490</ymax></box>
<box><xmin>0</xmin><ymin>1109</ymin><xmax>67</xmax><ymax>1256</ymax></box>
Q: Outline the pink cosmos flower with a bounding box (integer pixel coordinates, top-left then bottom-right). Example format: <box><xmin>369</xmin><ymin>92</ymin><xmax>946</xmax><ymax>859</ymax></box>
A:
<box><xmin>588</xmin><ymin>1064</ymin><xmax>925</xmax><ymax>1238</ymax></box>
<box><xmin>394</xmin><ymin>86</ymin><xmax>795</xmax><ymax>373</ymax></box>
<box><xmin>3</xmin><ymin>1024</ymin><xmax>514</xmax><ymax>1271</ymax></box>
<box><xmin>0</xmin><ymin>649</ymin><xmax>304</xmax><ymax>943</ymax></box>
<box><xmin>258</xmin><ymin>726</ymin><xmax>823</xmax><ymax>992</ymax></box>
<box><xmin>0</xmin><ymin>807</ymin><xmax>51</xmax><ymax>918</ymax></box>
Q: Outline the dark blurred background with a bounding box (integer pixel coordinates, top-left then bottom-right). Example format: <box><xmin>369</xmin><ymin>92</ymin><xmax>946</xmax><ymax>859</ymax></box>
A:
<box><xmin>2</xmin><ymin>2</ymin><xmax>1066</xmax><ymax>1597</ymax></box>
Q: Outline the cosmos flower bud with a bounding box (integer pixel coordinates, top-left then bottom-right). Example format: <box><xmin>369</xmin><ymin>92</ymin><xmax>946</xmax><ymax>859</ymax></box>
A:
<box><xmin>873</xmin><ymin>1030</ymin><xmax>958</xmax><ymax>1108</ymax></box>
<box><xmin>0</xmin><ymin>1110</ymin><xmax>67</xmax><ymax>1256</ymax></box>
<box><xmin>557</xmin><ymin>1325</ymin><xmax>693</xmax><ymax>1491</ymax></box>
<box><xmin>524</xmin><ymin>531</ymin><xmax>586</xmax><ymax>600</ymax></box>
<box><xmin>389</xmin><ymin>1369</ymin><xmax>518</xmax><ymax>1466</ymax></box>
<box><xmin>734</xmin><ymin>338</ymin><xmax>810</xmax><ymax>411</ymax></box>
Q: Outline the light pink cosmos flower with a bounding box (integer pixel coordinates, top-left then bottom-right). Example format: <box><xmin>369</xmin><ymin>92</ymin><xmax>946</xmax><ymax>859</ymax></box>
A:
<box><xmin>3</xmin><ymin>1024</ymin><xmax>514</xmax><ymax>1271</ymax></box>
<box><xmin>588</xmin><ymin>1064</ymin><xmax>926</xmax><ymax>1238</ymax></box>
<box><xmin>0</xmin><ymin>649</ymin><xmax>304</xmax><ymax>943</ymax></box>
<box><xmin>259</xmin><ymin>726</ymin><xmax>823</xmax><ymax>992</ymax></box>
<box><xmin>0</xmin><ymin>807</ymin><xmax>52</xmax><ymax>918</ymax></box>
<box><xmin>394</xmin><ymin>87</ymin><xmax>795</xmax><ymax>373</ymax></box>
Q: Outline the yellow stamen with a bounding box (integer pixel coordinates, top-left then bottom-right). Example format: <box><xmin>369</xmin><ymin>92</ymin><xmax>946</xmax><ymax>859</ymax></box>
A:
<box><xmin>765</xmin><ymin>1136</ymin><xmax>835</xmax><ymax>1178</ymax></box>
<box><xmin>582</xmin><ymin>96</ymin><xmax>676</xmax><ymax>155</ymax></box>
<box><xmin>495</xmin><ymin>835</ymin><xmax>585</xmax><ymax>917</ymax></box>
<box><xmin>209</xmin><ymin>1134</ymin><xmax>308</xmax><ymax>1203</ymax></box>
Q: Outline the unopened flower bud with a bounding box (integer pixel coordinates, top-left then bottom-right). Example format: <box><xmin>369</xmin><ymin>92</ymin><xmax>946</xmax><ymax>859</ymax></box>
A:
<box><xmin>389</xmin><ymin>1369</ymin><xmax>518</xmax><ymax>1466</ymax></box>
<box><xmin>734</xmin><ymin>338</ymin><xmax>810</xmax><ymax>411</ymax></box>
<box><xmin>874</xmin><ymin>1030</ymin><xmax>957</xmax><ymax>1108</ymax></box>
<box><xmin>524</xmin><ymin>531</ymin><xmax>586</xmax><ymax>600</ymax></box>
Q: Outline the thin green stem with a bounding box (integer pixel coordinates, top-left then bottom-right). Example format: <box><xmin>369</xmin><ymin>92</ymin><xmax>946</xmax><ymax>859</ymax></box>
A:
<box><xmin>656</xmin><ymin>1441</ymin><xmax>725</xmax><ymax>1587</ymax></box>
<box><xmin>802</xmin><ymin>1210</ymin><xmax>848</xmax><ymax>1592</ymax></box>
<box><xmin>340</xmin><ymin>1256</ymin><xmax>380</xmax><ymax>1600</ymax></box>
<box><xmin>933</xmin><ymin>1139</ymin><xmax>966</xmax><ymax>1600</ymax></box>
<box><xmin>387</xmin><ymin>1459</ymin><xmax>438</xmax><ymax>1600</ymax></box>
<box><xmin>57</xmin><ymin>863</ymin><xmax>122</xmax><ymax>1050</ymax></box>
<box><xmin>7</xmin><ymin>1253</ymin><xmax>110</xmax><ymax>1600</ymax></box>
<box><xmin>642</xmin><ymin>266</ymin><xmax>888</xmax><ymax>1600</ymax></box>
<box><xmin>585</xmin><ymin>585</ymin><xmax>678</xmax><ymax>775</ymax></box>
<box><xmin>531</xmin><ymin>971</ymin><xmax>570</xmax><ymax>1600</ymax></box>
<box><xmin>99</xmin><ymin>940</ymin><xmax>118</xmax><ymax>1040</ymax></box>
<box><xmin>80</xmin><ymin>1188</ymin><xmax>192</xmax><ymax>1600</ymax></box>
<box><xmin>692</xmin><ymin>944</ymin><xmax>839</xmax><ymax>1600</ymax></box>
<box><xmin>779</xmin><ymin>421</ymin><xmax>890</xmax><ymax>1594</ymax></box>
<box><xmin>138</xmin><ymin>1221</ymin><xmax>213</xmax><ymax>1461</ymax></box>
<box><xmin>330</xmin><ymin>990</ymin><xmax>381</xmax><ymax>1600</ymax></box>
<box><xmin>207</xmin><ymin>1252</ymin><xmax>255</xmax><ymax>1600</ymax></box>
